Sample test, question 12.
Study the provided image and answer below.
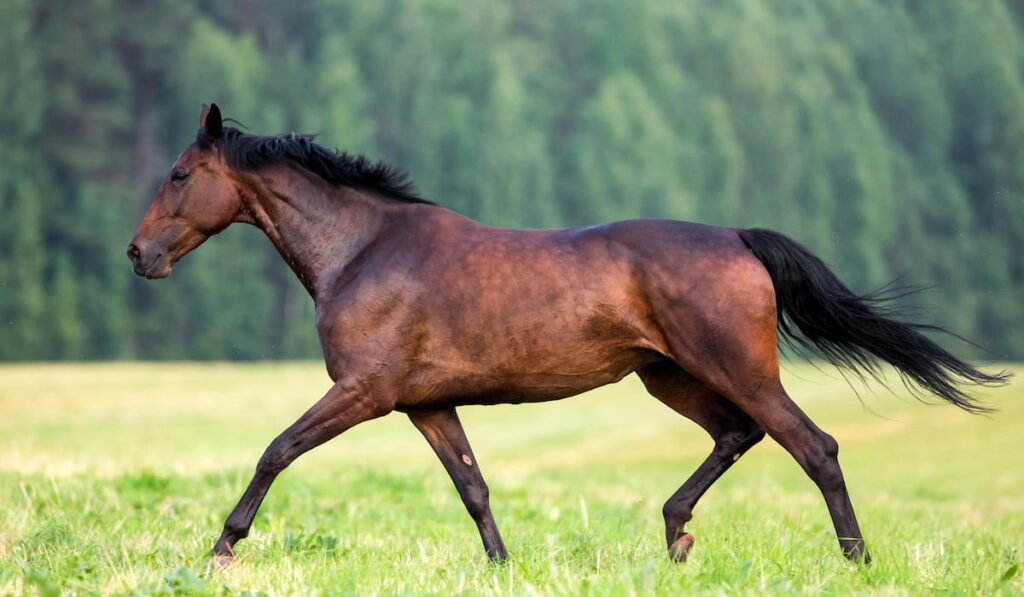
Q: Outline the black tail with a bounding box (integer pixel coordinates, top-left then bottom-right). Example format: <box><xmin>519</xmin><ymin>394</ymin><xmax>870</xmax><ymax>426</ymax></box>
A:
<box><xmin>738</xmin><ymin>228</ymin><xmax>1009</xmax><ymax>413</ymax></box>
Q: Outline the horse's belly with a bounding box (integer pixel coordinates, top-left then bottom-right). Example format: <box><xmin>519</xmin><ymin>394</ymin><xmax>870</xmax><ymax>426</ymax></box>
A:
<box><xmin>396</xmin><ymin>343</ymin><xmax>661</xmax><ymax>409</ymax></box>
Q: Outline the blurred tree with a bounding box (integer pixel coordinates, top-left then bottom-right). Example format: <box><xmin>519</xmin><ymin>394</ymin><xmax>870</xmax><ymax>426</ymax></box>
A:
<box><xmin>572</xmin><ymin>72</ymin><xmax>695</xmax><ymax>224</ymax></box>
<box><xmin>0</xmin><ymin>0</ymin><xmax>56</xmax><ymax>359</ymax></box>
<box><xmin>1</xmin><ymin>0</ymin><xmax>1020</xmax><ymax>360</ymax></box>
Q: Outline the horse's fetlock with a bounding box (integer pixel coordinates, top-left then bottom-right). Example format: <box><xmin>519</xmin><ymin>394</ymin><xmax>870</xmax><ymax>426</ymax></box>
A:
<box><xmin>222</xmin><ymin>521</ymin><xmax>249</xmax><ymax>542</ymax></box>
<box><xmin>662</xmin><ymin>500</ymin><xmax>692</xmax><ymax>525</ymax></box>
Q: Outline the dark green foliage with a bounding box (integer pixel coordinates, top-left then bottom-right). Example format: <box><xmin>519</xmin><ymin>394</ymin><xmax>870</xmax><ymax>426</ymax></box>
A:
<box><xmin>1</xmin><ymin>0</ymin><xmax>1021</xmax><ymax>360</ymax></box>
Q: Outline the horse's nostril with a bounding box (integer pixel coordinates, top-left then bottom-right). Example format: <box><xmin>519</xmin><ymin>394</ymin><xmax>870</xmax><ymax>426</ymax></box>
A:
<box><xmin>127</xmin><ymin>244</ymin><xmax>141</xmax><ymax>262</ymax></box>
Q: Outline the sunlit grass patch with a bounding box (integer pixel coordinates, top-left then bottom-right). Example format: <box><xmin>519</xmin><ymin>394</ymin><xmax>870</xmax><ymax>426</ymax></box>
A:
<box><xmin>0</xmin><ymin>361</ymin><xmax>1021</xmax><ymax>595</ymax></box>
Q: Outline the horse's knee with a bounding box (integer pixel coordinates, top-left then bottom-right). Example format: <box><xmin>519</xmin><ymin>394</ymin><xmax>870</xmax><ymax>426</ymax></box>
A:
<box><xmin>805</xmin><ymin>432</ymin><xmax>844</xmax><ymax>491</ymax></box>
<box><xmin>715</xmin><ymin>425</ymin><xmax>765</xmax><ymax>457</ymax></box>
<box><xmin>461</xmin><ymin>483</ymin><xmax>490</xmax><ymax>521</ymax></box>
<box><xmin>258</xmin><ymin>439</ymin><xmax>292</xmax><ymax>475</ymax></box>
<box><xmin>820</xmin><ymin>432</ymin><xmax>839</xmax><ymax>459</ymax></box>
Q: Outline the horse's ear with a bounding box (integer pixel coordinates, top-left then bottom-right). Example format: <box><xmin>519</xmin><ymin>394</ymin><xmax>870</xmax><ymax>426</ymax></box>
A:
<box><xmin>200</xmin><ymin>103</ymin><xmax>223</xmax><ymax>139</ymax></box>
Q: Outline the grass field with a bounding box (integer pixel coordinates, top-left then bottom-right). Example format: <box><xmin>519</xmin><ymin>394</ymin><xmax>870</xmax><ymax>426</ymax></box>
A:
<box><xmin>0</xmin><ymin>362</ymin><xmax>1021</xmax><ymax>595</ymax></box>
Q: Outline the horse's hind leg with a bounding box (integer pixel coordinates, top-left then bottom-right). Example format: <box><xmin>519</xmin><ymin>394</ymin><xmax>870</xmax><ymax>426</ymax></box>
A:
<box><xmin>669</xmin><ymin>336</ymin><xmax>870</xmax><ymax>561</ymax></box>
<box><xmin>723</xmin><ymin>378</ymin><xmax>871</xmax><ymax>562</ymax></box>
<box><xmin>637</xmin><ymin>360</ymin><xmax>765</xmax><ymax>562</ymax></box>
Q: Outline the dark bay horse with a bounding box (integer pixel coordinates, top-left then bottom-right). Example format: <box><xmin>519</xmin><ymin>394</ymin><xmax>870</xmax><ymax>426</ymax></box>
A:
<box><xmin>128</xmin><ymin>104</ymin><xmax>1007</xmax><ymax>565</ymax></box>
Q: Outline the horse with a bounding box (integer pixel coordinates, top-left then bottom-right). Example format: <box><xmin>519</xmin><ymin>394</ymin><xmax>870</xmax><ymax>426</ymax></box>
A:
<box><xmin>127</xmin><ymin>103</ymin><xmax>1007</xmax><ymax>565</ymax></box>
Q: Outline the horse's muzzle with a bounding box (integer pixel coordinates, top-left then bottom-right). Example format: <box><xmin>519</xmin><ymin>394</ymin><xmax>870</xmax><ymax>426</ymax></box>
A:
<box><xmin>127</xmin><ymin>243</ymin><xmax>171</xmax><ymax>279</ymax></box>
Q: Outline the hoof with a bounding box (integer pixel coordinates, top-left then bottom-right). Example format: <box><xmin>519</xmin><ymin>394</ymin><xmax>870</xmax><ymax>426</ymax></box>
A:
<box><xmin>838</xmin><ymin>537</ymin><xmax>871</xmax><ymax>564</ymax></box>
<box><xmin>210</xmin><ymin>543</ymin><xmax>236</xmax><ymax>570</ymax></box>
<box><xmin>209</xmin><ymin>553</ymin><xmax>236</xmax><ymax>570</ymax></box>
<box><xmin>668</xmin><ymin>533</ymin><xmax>695</xmax><ymax>563</ymax></box>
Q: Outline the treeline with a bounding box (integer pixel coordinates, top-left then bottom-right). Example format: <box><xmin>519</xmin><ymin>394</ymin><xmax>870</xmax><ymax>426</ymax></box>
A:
<box><xmin>1</xmin><ymin>0</ymin><xmax>1021</xmax><ymax>360</ymax></box>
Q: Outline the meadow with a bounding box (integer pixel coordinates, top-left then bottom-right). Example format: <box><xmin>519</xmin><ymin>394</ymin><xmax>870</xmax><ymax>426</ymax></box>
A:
<box><xmin>0</xmin><ymin>361</ymin><xmax>1021</xmax><ymax>595</ymax></box>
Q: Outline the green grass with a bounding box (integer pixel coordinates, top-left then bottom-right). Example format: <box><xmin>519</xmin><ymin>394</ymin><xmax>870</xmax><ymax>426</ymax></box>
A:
<box><xmin>1</xmin><ymin>362</ymin><xmax>1021</xmax><ymax>596</ymax></box>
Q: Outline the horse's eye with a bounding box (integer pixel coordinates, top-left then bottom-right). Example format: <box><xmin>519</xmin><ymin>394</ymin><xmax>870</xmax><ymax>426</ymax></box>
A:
<box><xmin>171</xmin><ymin>170</ymin><xmax>190</xmax><ymax>182</ymax></box>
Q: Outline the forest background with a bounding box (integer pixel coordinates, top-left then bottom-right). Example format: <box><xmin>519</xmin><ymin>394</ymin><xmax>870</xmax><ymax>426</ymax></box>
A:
<box><xmin>2</xmin><ymin>0</ymin><xmax>1021</xmax><ymax>361</ymax></box>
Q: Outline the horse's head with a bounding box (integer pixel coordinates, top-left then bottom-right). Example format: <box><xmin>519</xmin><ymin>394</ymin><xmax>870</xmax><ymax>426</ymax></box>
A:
<box><xmin>127</xmin><ymin>103</ymin><xmax>243</xmax><ymax>278</ymax></box>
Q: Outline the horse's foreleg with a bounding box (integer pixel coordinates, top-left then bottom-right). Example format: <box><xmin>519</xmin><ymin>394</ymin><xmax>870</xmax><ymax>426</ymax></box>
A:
<box><xmin>408</xmin><ymin>407</ymin><xmax>507</xmax><ymax>561</ymax></box>
<box><xmin>211</xmin><ymin>382</ymin><xmax>391</xmax><ymax>561</ymax></box>
<box><xmin>638</xmin><ymin>361</ymin><xmax>765</xmax><ymax>562</ymax></box>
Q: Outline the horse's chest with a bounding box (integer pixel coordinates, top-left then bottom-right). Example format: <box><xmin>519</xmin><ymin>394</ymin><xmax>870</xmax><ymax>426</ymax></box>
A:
<box><xmin>314</xmin><ymin>292</ymin><xmax>415</xmax><ymax>380</ymax></box>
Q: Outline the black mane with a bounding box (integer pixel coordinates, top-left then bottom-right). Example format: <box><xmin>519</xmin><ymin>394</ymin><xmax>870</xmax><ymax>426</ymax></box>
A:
<box><xmin>197</xmin><ymin>127</ymin><xmax>433</xmax><ymax>205</ymax></box>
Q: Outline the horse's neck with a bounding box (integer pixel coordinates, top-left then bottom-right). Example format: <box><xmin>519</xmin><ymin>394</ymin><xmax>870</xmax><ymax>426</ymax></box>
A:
<box><xmin>239</xmin><ymin>166</ymin><xmax>386</xmax><ymax>298</ymax></box>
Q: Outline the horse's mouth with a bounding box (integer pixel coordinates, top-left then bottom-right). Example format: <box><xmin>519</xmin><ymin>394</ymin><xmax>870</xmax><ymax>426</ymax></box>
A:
<box><xmin>135</xmin><ymin>255</ymin><xmax>171</xmax><ymax>279</ymax></box>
